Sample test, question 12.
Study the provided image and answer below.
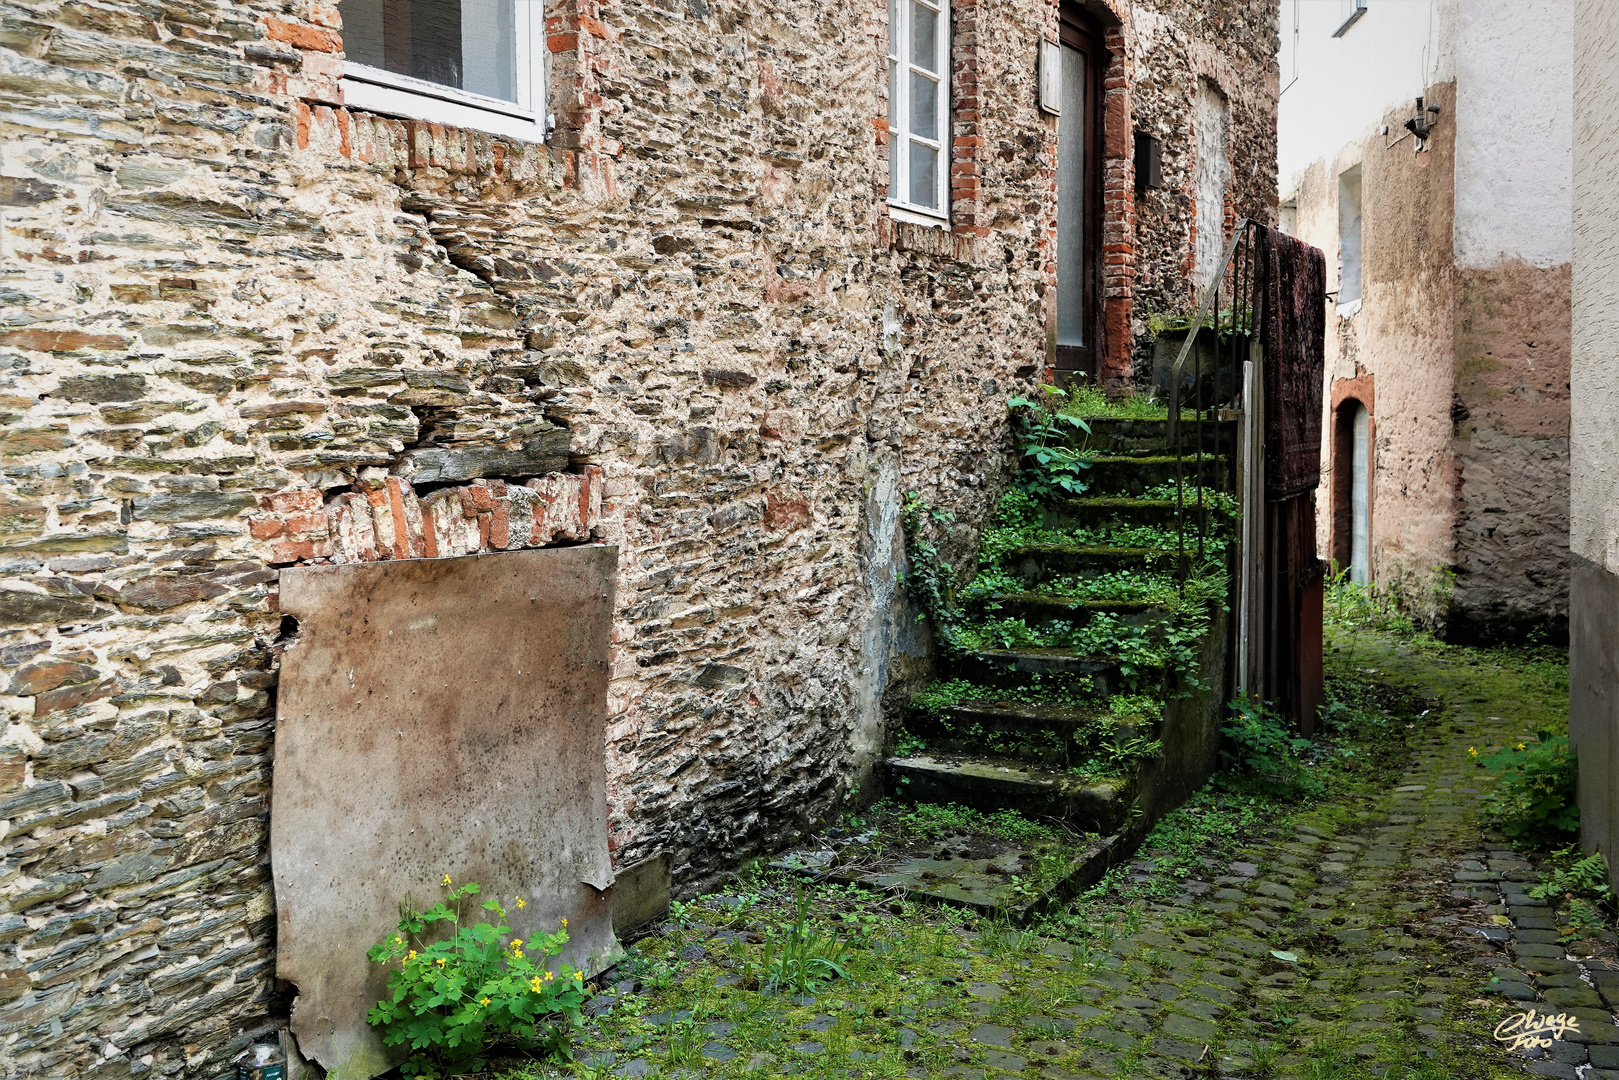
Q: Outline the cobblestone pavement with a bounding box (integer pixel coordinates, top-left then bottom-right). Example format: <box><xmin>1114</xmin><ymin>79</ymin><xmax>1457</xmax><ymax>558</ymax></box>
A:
<box><xmin>566</xmin><ymin>630</ymin><xmax>1584</xmax><ymax>1079</ymax></box>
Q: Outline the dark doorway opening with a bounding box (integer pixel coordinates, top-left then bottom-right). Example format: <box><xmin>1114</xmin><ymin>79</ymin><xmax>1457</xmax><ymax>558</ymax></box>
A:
<box><xmin>1054</xmin><ymin>4</ymin><xmax>1104</xmax><ymax>384</ymax></box>
<box><xmin>1332</xmin><ymin>399</ymin><xmax>1371</xmax><ymax>583</ymax></box>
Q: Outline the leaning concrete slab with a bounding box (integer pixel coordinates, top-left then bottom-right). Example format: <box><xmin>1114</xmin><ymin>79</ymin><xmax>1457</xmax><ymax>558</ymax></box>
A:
<box><xmin>271</xmin><ymin>545</ymin><xmax>619</xmax><ymax>1080</ymax></box>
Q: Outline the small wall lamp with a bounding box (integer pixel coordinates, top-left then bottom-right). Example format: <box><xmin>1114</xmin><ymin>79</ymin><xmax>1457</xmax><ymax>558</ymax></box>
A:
<box><xmin>1403</xmin><ymin>96</ymin><xmax>1442</xmax><ymax>148</ymax></box>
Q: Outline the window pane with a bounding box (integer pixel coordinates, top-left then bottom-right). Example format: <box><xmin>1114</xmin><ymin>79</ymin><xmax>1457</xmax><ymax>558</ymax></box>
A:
<box><xmin>462</xmin><ymin>0</ymin><xmax>516</xmax><ymax>101</ymax></box>
<box><xmin>910</xmin><ymin>2</ymin><xmax>937</xmax><ymax>71</ymax></box>
<box><xmin>888</xmin><ymin>57</ymin><xmax>899</xmax><ymax>199</ymax></box>
<box><xmin>1056</xmin><ymin>44</ymin><xmax>1086</xmax><ymax>348</ymax></box>
<box><xmin>888</xmin><ymin>0</ymin><xmax>899</xmax><ymax>58</ymax></box>
<box><xmin>909</xmin><ymin>140</ymin><xmax>938</xmax><ymax>209</ymax></box>
<box><xmin>341</xmin><ymin>0</ymin><xmax>518</xmax><ymax>103</ymax></box>
<box><xmin>344</xmin><ymin>0</ymin><xmax>387</xmax><ymax>68</ymax></box>
<box><xmin>909</xmin><ymin>71</ymin><xmax>938</xmax><ymax>140</ymax></box>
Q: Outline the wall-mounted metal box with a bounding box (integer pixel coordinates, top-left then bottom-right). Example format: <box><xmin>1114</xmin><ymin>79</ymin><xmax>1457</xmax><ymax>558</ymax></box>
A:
<box><xmin>1135</xmin><ymin>131</ymin><xmax>1163</xmax><ymax>191</ymax></box>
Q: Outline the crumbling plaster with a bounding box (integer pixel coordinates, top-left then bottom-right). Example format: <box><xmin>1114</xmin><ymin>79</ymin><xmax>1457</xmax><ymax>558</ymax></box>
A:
<box><xmin>1289</xmin><ymin>86</ymin><xmax>1458</xmax><ymax>628</ymax></box>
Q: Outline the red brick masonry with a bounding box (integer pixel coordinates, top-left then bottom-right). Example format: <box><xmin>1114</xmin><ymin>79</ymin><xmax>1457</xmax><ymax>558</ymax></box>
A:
<box><xmin>251</xmin><ymin>468</ymin><xmax>604</xmax><ymax>566</ymax></box>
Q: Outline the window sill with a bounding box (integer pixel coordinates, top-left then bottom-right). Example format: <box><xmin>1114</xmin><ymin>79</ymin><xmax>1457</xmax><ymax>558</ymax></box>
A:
<box><xmin>340</xmin><ymin>77</ymin><xmax>547</xmax><ymax>144</ymax></box>
<box><xmin>1336</xmin><ymin>298</ymin><xmax>1363</xmax><ymax>319</ymax></box>
<box><xmin>886</xmin><ymin>204</ymin><xmax>950</xmax><ymax>231</ymax></box>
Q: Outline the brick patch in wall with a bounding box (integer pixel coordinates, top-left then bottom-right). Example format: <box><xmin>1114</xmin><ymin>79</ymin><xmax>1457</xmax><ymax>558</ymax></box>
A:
<box><xmin>250</xmin><ymin>468</ymin><xmax>603</xmax><ymax>567</ymax></box>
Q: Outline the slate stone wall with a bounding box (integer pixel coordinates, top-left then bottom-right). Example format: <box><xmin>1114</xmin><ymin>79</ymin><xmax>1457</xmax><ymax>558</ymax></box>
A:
<box><xmin>0</xmin><ymin>0</ymin><xmax>1274</xmax><ymax>1074</ymax></box>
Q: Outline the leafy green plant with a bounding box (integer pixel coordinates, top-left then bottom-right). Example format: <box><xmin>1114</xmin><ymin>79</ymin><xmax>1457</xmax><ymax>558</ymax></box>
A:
<box><xmin>1530</xmin><ymin>846</ymin><xmax>1612</xmax><ymax>905</ymax></box>
<box><xmin>1007</xmin><ymin>386</ymin><xmax>1091</xmax><ymax>497</ymax></box>
<box><xmin>1057</xmin><ymin>380</ymin><xmax>1177</xmax><ymax>420</ymax></box>
<box><xmin>366</xmin><ymin>878</ymin><xmax>589</xmax><ymax>1077</ymax></box>
<box><xmin>1221</xmin><ymin>695</ymin><xmax>1320</xmax><ymax>797</ymax></box>
<box><xmin>1474</xmin><ymin>726</ymin><xmax>1579</xmax><ymax>842</ymax></box>
<box><xmin>756</xmin><ymin>885</ymin><xmax>851</xmax><ymax>995</ymax></box>
<box><xmin>900</xmin><ymin>492</ymin><xmax>970</xmax><ymax>653</ymax></box>
<box><xmin>1323</xmin><ymin>563</ymin><xmax>1417</xmax><ymax>636</ymax></box>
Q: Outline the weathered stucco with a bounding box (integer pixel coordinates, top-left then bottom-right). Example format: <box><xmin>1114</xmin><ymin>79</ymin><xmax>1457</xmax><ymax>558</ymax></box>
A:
<box><xmin>1288</xmin><ymin>85</ymin><xmax>1458</xmax><ymax>627</ymax></box>
<box><xmin>1570</xmin><ymin>0</ymin><xmax>1619</xmax><ymax>887</ymax></box>
<box><xmin>0</xmin><ymin>0</ymin><xmax>1276</xmax><ymax>1074</ymax></box>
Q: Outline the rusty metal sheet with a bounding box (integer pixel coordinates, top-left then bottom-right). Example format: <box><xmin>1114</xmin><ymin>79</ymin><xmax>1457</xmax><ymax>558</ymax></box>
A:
<box><xmin>271</xmin><ymin>546</ymin><xmax>619</xmax><ymax>1080</ymax></box>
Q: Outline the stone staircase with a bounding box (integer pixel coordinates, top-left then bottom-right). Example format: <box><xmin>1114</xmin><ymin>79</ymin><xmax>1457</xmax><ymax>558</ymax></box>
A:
<box><xmin>880</xmin><ymin>414</ymin><xmax>1238</xmax><ymax>912</ymax></box>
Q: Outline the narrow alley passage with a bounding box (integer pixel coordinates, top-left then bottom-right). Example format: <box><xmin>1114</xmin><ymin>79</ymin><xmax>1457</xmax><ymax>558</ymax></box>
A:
<box><xmin>549</xmin><ymin>615</ymin><xmax>1586</xmax><ymax>1080</ymax></box>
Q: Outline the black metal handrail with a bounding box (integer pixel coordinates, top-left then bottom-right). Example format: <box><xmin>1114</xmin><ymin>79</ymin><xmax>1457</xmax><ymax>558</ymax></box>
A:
<box><xmin>1166</xmin><ymin>218</ymin><xmax>1260</xmax><ymax>576</ymax></box>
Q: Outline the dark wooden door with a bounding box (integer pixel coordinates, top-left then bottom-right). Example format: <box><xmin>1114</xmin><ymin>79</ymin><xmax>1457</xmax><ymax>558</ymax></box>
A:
<box><xmin>1055</xmin><ymin>4</ymin><xmax>1104</xmax><ymax>383</ymax></box>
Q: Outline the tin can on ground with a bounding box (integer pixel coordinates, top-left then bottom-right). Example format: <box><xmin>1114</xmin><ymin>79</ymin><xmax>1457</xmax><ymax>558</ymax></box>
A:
<box><xmin>237</xmin><ymin>1043</ymin><xmax>286</xmax><ymax>1080</ymax></box>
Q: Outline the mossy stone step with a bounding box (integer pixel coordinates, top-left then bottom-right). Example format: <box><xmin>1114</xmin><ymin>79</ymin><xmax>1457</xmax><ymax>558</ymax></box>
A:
<box><xmin>945</xmin><ymin>648</ymin><xmax>1159</xmax><ymax>697</ymax></box>
<box><xmin>946</xmin><ymin>648</ymin><xmax>1116</xmax><ymax>694</ymax></box>
<box><xmin>1003</xmin><ymin>543</ymin><xmax>1190</xmax><ymax>582</ymax></box>
<box><xmin>1041</xmin><ymin>496</ymin><xmax>1184</xmax><ymax>530</ymax></box>
<box><xmin>888</xmin><ymin>752</ymin><xmax>1132</xmax><ymax>833</ymax></box>
<box><xmin>1082</xmin><ymin>455</ymin><xmax>1229</xmax><ymax>498</ymax></box>
<box><xmin>907</xmin><ymin>697</ymin><xmax>1153</xmax><ymax>767</ymax></box>
<box><xmin>1067</xmin><ymin>417</ymin><xmax>1237</xmax><ymax>456</ymax></box>
<box><xmin>972</xmin><ymin>592</ymin><xmax>1171</xmax><ymax>629</ymax></box>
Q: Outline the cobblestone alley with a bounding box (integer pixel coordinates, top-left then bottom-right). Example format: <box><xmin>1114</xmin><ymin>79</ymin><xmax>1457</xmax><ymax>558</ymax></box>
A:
<box><xmin>558</xmin><ymin>620</ymin><xmax>1594</xmax><ymax>1080</ymax></box>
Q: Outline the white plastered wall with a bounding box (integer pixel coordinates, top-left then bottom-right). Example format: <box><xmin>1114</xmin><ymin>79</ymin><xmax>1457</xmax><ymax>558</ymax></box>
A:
<box><xmin>1572</xmin><ymin>0</ymin><xmax>1619</xmax><ymax>566</ymax></box>
<box><xmin>1454</xmin><ymin>0</ymin><xmax>1574</xmax><ymax>270</ymax></box>
<box><xmin>1277</xmin><ymin>0</ymin><xmax>1455</xmax><ymax>196</ymax></box>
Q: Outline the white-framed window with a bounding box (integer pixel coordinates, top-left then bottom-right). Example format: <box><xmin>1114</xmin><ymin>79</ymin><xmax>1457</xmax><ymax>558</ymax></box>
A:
<box><xmin>887</xmin><ymin>0</ymin><xmax>950</xmax><ymax>222</ymax></box>
<box><xmin>1332</xmin><ymin>0</ymin><xmax>1367</xmax><ymax>38</ymax></box>
<box><xmin>339</xmin><ymin>0</ymin><xmax>548</xmax><ymax>143</ymax></box>
<box><xmin>1337</xmin><ymin>164</ymin><xmax>1363</xmax><ymax>315</ymax></box>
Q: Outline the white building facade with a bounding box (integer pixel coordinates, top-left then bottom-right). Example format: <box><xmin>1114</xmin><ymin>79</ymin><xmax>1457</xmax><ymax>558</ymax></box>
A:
<box><xmin>1277</xmin><ymin>0</ymin><xmax>1572</xmax><ymax>641</ymax></box>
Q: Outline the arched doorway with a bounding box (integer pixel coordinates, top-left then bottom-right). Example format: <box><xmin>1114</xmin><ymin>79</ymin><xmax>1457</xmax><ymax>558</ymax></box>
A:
<box><xmin>1332</xmin><ymin>398</ymin><xmax>1372</xmax><ymax>584</ymax></box>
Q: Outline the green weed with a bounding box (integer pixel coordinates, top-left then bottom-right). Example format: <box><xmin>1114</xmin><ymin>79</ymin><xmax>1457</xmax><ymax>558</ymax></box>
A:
<box><xmin>1473</xmin><ymin>727</ymin><xmax>1578</xmax><ymax>842</ymax></box>
<box><xmin>755</xmin><ymin>885</ymin><xmax>852</xmax><ymax>995</ymax></box>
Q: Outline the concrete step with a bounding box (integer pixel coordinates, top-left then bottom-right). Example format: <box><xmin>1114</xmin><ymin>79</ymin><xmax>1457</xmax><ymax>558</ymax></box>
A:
<box><xmin>888</xmin><ymin>752</ymin><xmax>1132</xmax><ymax>834</ymax></box>
<box><xmin>1042</xmin><ymin>496</ymin><xmax>1183</xmax><ymax>530</ymax></box>
<box><xmin>1082</xmin><ymin>455</ymin><xmax>1229</xmax><ymax>498</ymax></box>
<box><xmin>973</xmin><ymin>592</ymin><xmax>1172</xmax><ymax>631</ymax></box>
<box><xmin>944</xmin><ymin>648</ymin><xmax>1144</xmax><ymax>697</ymax></box>
<box><xmin>908</xmin><ymin>697</ymin><xmax>1154</xmax><ymax>767</ymax></box>
<box><xmin>1066</xmin><ymin>417</ymin><xmax>1237</xmax><ymax>456</ymax></box>
<box><xmin>776</xmin><ymin>829</ymin><xmax>1127</xmax><ymax>924</ymax></box>
<box><xmin>1001</xmin><ymin>543</ymin><xmax>1189</xmax><ymax>584</ymax></box>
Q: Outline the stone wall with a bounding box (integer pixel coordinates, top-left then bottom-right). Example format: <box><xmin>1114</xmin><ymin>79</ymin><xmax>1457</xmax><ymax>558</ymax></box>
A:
<box><xmin>1450</xmin><ymin>263</ymin><xmax>1571</xmax><ymax>641</ymax></box>
<box><xmin>0</xmin><ymin>0</ymin><xmax>1275</xmax><ymax>1075</ymax></box>
<box><xmin>1125</xmin><ymin>0</ymin><xmax>1279</xmax><ymax>375</ymax></box>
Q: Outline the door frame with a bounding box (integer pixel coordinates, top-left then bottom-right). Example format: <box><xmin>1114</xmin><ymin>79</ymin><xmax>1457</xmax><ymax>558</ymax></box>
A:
<box><xmin>1055</xmin><ymin>3</ymin><xmax>1105</xmax><ymax>383</ymax></box>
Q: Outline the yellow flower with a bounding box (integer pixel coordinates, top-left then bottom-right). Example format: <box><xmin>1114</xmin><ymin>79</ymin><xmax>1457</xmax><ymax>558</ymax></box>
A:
<box><xmin>573</xmin><ymin>970</ymin><xmax>583</xmax><ymax>982</ymax></box>
<box><xmin>529</xmin><ymin>976</ymin><xmax>544</xmax><ymax>993</ymax></box>
<box><xmin>442</xmin><ymin>874</ymin><xmax>452</xmax><ymax>887</ymax></box>
<box><xmin>1468</xmin><ymin>747</ymin><xmax>1478</xmax><ymax>757</ymax></box>
<box><xmin>480</xmin><ymin>997</ymin><xmax>491</xmax><ymax>1006</ymax></box>
<box><xmin>436</xmin><ymin>957</ymin><xmax>446</xmax><ymax>967</ymax></box>
<box><xmin>510</xmin><ymin>938</ymin><xmax>523</xmax><ymax>949</ymax></box>
<box><xmin>561</xmin><ymin>917</ymin><xmax>568</xmax><ymax>928</ymax></box>
<box><xmin>407</xmin><ymin>950</ymin><xmax>418</xmax><ymax>961</ymax></box>
<box><xmin>544</xmin><ymin>971</ymin><xmax>554</xmax><ymax>982</ymax></box>
<box><xmin>1517</xmin><ymin>742</ymin><xmax>1527</xmax><ymax>751</ymax></box>
<box><xmin>516</xmin><ymin>896</ymin><xmax>526</xmax><ymax>910</ymax></box>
